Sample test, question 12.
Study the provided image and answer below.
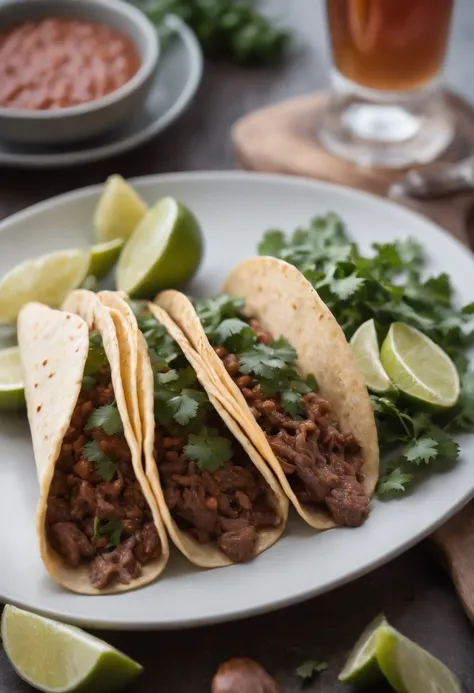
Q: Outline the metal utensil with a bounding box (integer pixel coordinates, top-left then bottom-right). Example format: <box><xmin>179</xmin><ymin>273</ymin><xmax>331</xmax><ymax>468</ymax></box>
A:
<box><xmin>390</xmin><ymin>155</ymin><xmax>474</xmax><ymax>200</ymax></box>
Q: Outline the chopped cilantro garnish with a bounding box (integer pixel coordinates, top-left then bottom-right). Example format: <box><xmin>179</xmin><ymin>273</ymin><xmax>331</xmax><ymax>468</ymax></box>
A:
<box><xmin>85</xmin><ymin>403</ymin><xmax>124</xmax><ymax>436</ymax></box>
<box><xmin>295</xmin><ymin>660</ymin><xmax>327</xmax><ymax>681</ymax></box>
<box><xmin>83</xmin><ymin>440</ymin><xmax>116</xmax><ymax>482</ymax></box>
<box><xmin>93</xmin><ymin>518</ymin><xmax>123</xmax><ymax>548</ymax></box>
<box><xmin>193</xmin><ymin>297</ymin><xmax>318</xmax><ymax>418</ymax></box>
<box><xmin>132</xmin><ymin>306</ymin><xmax>209</xmax><ymax>431</ymax></box>
<box><xmin>184</xmin><ymin>427</ymin><xmax>233</xmax><ymax>472</ymax></box>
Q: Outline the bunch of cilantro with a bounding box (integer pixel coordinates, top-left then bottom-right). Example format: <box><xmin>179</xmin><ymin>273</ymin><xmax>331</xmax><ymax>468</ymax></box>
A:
<box><xmin>193</xmin><ymin>294</ymin><xmax>317</xmax><ymax>418</ymax></box>
<box><xmin>132</xmin><ymin>304</ymin><xmax>234</xmax><ymax>473</ymax></box>
<box><xmin>258</xmin><ymin>213</ymin><xmax>474</xmax><ymax>495</ymax></box>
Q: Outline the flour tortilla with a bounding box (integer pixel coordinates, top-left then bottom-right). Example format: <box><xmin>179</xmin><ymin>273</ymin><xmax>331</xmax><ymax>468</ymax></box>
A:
<box><xmin>18</xmin><ymin>294</ymin><xmax>169</xmax><ymax>594</ymax></box>
<box><xmin>97</xmin><ymin>291</ymin><xmax>288</xmax><ymax>568</ymax></box>
<box><xmin>156</xmin><ymin>257</ymin><xmax>379</xmax><ymax>530</ymax></box>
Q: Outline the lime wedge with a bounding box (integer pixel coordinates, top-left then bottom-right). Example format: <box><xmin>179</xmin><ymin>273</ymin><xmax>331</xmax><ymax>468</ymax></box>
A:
<box><xmin>2</xmin><ymin>604</ymin><xmax>143</xmax><ymax>693</ymax></box>
<box><xmin>0</xmin><ymin>250</ymin><xmax>90</xmax><ymax>325</ymax></box>
<box><xmin>380</xmin><ymin>322</ymin><xmax>459</xmax><ymax>409</ymax></box>
<box><xmin>94</xmin><ymin>175</ymin><xmax>148</xmax><ymax>242</ymax></box>
<box><xmin>338</xmin><ymin>613</ymin><xmax>386</xmax><ymax>685</ymax></box>
<box><xmin>0</xmin><ymin>346</ymin><xmax>25</xmax><ymax>411</ymax></box>
<box><xmin>116</xmin><ymin>197</ymin><xmax>203</xmax><ymax>299</ymax></box>
<box><xmin>88</xmin><ymin>239</ymin><xmax>124</xmax><ymax>280</ymax></box>
<box><xmin>350</xmin><ymin>319</ymin><xmax>394</xmax><ymax>394</ymax></box>
<box><xmin>376</xmin><ymin>624</ymin><xmax>461</xmax><ymax>693</ymax></box>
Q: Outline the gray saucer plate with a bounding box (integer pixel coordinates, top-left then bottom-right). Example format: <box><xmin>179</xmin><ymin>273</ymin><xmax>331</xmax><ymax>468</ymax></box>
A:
<box><xmin>0</xmin><ymin>15</ymin><xmax>203</xmax><ymax>169</ymax></box>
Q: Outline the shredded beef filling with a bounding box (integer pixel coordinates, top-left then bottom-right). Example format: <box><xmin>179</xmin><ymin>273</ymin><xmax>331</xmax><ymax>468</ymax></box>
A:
<box><xmin>155</xmin><ymin>425</ymin><xmax>280</xmax><ymax>563</ymax></box>
<box><xmin>213</xmin><ymin>318</ymin><xmax>370</xmax><ymax>527</ymax></box>
<box><xmin>46</xmin><ymin>368</ymin><xmax>161</xmax><ymax>589</ymax></box>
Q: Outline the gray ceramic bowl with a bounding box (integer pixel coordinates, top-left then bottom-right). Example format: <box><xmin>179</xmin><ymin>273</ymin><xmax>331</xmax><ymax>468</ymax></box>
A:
<box><xmin>0</xmin><ymin>0</ymin><xmax>160</xmax><ymax>146</ymax></box>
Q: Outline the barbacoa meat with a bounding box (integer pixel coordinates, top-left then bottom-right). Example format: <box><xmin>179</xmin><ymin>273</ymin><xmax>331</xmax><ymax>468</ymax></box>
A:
<box><xmin>214</xmin><ymin>319</ymin><xmax>370</xmax><ymax>527</ymax></box>
<box><xmin>155</xmin><ymin>429</ymin><xmax>280</xmax><ymax>563</ymax></box>
<box><xmin>46</xmin><ymin>367</ymin><xmax>161</xmax><ymax>589</ymax></box>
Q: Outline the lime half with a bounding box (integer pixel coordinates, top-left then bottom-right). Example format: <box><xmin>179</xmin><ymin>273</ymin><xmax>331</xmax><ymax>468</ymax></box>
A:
<box><xmin>0</xmin><ymin>346</ymin><xmax>25</xmax><ymax>411</ymax></box>
<box><xmin>94</xmin><ymin>175</ymin><xmax>147</xmax><ymax>243</ymax></box>
<box><xmin>0</xmin><ymin>250</ymin><xmax>90</xmax><ymax>325</ymax></box>
<box><xmin>338</xmin><ymin>614</ymin><xmax>386</xmax><ymax>685</ymax></box>
<box><xmin>350</xmin><ymin>319</ymin><xmax>394</xmax><ymax>394</ymax></box>
<box><xmin>376</xmin><ymin>624</ymin><xmax>461</xmax><ymax>693</ymax></box>
<box><xmin>89</xmin><ymin>239</ymin><xmax>124</xmax><ymax>280</ymax></box>
<box><xmin>116</xmin><ymin>197</ymin><xmax>203</xmax><ymax>299</ymax></box>
<box><xmin>380</xmin><ymin>322</ymin><xmax>459</xmax><ymax>409</ymax></box>
<box><xmin>2</xmin><ymin>604</ymin><xmax>143</xmax><ymax>693</ymax></box>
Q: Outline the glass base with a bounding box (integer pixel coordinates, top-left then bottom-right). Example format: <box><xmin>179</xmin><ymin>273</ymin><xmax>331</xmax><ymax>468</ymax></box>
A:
<box><xmin>318</xmin><ymin>72</ymin><xmax>454</xmax><ymax>168</ymax></box>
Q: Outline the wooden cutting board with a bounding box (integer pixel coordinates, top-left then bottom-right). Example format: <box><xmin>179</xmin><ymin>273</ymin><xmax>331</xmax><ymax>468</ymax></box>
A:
<box><xmin>233</xmin><ymin>91</ymin><xmax>474</xmax><ymax>622</ymax></box>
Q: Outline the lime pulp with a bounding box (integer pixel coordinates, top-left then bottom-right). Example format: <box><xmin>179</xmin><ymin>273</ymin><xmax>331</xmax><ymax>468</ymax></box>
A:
<box><xmin>350</xmin><ymin>319</ymin><xmax>394</xmax><ymax>394</ymax></box>
<box><xmin>94</xmin><ymin>175</ymin><xmax>147</xmax><ymax>243</ymax></box>
<box><xmin>338</xmin><ymin>613</ymin><xmax>386</xmax><ymax>685</ymax></box>
<box><xmin>380</xmin><ymin>322</ymin><xmax>459</xmax><ymax>409</ymax></box>
<box><xmin>0</xmin><ymin>249</ymin><xmax>90</xmax><ymax>325</ymax></box>
<box><xmin>1</xmin><ymin>604</ymin><xmax>143</xmax><ymax>693</ymax></box>
<box><xmin>0</xmin><ymin>346</ymin><xmax>25</xmax><ymax>411</ymax></box>
<box><xmin>116</xmin><ymin>197</ymin><xmax>203</xmax><ymax>299</ymax></box>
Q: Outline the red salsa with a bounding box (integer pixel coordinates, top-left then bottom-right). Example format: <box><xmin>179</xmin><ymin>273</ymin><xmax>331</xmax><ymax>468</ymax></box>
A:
<box><xmin>0</xmin><ymin>18</ymin><xmax>141</xmax><ymax>110</ymax></box>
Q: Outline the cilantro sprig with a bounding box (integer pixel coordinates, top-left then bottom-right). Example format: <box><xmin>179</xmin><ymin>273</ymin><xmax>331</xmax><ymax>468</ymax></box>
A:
<box><xmin>257</xmin><ymin>212</ymin><xmax>474</xmax><ymax>495</ymax></box>
<box><xmin>130</xmin><ymin>303</ymin><xmax>211</xmax><ymax>431</ymax></box>
<box><xmin>295</xmin><ymin>660</ymin><xmax>328</xmax><ymax>682</ymax></box>
<box><xmin>193</xmin><ymin>297</ymin><xmax>318</xmax><ymax>417</ymax></box>
<box><xmin>85</xmin><ymin>403</ymin><xmax>123</xmax><ymax>436</ymax></box>
<box><xmin>93</xmin><ymin>518</ymin><xmax>123</xmax><ymax>549</ymax></box>
<box><xmin>83</xmin><ymin>440</ymin><xmax>116</xmax><ymax>482</ymax></box>
<box><xmin>184</xmin><ymin>427</ymin><xmax>233</xmax><ymax>472</ymax></box>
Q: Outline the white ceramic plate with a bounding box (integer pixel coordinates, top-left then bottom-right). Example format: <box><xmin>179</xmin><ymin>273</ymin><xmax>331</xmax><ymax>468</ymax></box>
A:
<box><xmin>0</xmin><ymin>16</ymin><xmax>202</xmax><ymax>169</ymax></box>
<box><xmin>0</xmin><ymin>172</ymin><xmax>472</xmax><ymax>630</ymax></box>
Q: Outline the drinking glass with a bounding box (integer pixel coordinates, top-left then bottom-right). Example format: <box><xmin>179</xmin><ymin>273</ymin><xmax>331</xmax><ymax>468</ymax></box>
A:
<box><xmin>319</xmin><ymin>0</ymin><xmax>455</xmax><ymax>168</ymax></box>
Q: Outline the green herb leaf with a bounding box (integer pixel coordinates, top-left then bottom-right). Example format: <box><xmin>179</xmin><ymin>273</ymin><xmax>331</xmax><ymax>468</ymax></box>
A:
<box><xmin>377</xmin><ymin>467</ymin><xmax>414</xmax><ymax>495</ymax></box>
<box><xmin>84</xmin><ymin>331</ymin><xmax>108</xmax><ymax>376</ymax></box>
<box><xmin>94</xmin><ymin>518</ymin><xmax>123</xmax><ymax>548</ymax></box>
<box><xmin>184</xmin><ymin>427</ymin><xmax>233</xmax><ymax>472</ymax></box>
<box><xmin>404</xmin><ymin>437</ymin><xmax>438</xmax><ymax>465</ymax></box>
<box><xmin>295</xmin><ymin>660</ymin><xmax>328</xmax><ymax>681</ymax></box>
<box><xmin>83</xmin><ymin>440</ymin><xmax>116</xmax><ymax>481</ymax></box>
<box><xmin>281</xmin><ymin>389</ymin><xmax>304</xmax><ymax>418</ymax></box>
<box><xmin>85</xmin><ymin>404</ymin><xmax>123</xmax><ymax>436</ymax></box>
<box><xmin>81</xmin><ymin>375</ymin><xmax>96</xmax><ymax>392</ymax></box>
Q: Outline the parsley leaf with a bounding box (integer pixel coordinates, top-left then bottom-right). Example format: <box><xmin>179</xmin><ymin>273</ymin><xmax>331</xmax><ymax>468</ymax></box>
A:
<box><xmin>83</xmin><ymin>440</ymin><xmax>116</xmax><ymax>481</ymax></box>
<box><xmin>184</xmin><ymin>427</ymin><xmax>233</xmax><ymax>471</ymax></box>
<box><xmin>295</xmin><ymin>660</ymin><xmax>327</xmax><ymax>681</ymax></box>
<box><xmin>94</xmin><ymin>518</ymin><xmax>123</xmax><ymax>548</ymax></box>
<box><xmin>85</xmin><ymin>404</ymin><xmax>123</xmax><ymax>435</ymax></box>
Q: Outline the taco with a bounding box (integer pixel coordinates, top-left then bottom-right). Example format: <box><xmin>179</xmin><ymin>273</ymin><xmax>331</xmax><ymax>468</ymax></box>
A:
<box><xmin>18</xmin><ymin>296</ymin><xmax>169</xmax><ymax>594</ymax></box>
<box><xmin>156</xmin><ymin>257</ymin><xmax>379</xmax><ymax>531</ymax></box>
<box><xmin>96</xmin><ymin>290</ymin><xmax>288</xmax><ymax>567</ymax></box>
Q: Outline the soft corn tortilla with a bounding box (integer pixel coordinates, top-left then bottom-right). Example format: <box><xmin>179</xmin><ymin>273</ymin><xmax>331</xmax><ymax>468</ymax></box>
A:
<box><xmin>18</xmin><ymin>294</ymin><xmax>169</xmax><ymax>595</ymax></box>
<box><xmin>156</xmin><ymin>257</ymin><xmax>379</xmax><ymax>530</ymax></box>
<box><xmin>97</xmin><ymin>291</ymin><xmax>288</xmax><ymax>568</ymax></box>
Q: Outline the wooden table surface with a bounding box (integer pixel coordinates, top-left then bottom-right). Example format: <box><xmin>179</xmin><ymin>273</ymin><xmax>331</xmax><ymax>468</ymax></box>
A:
<box><xmin>1</xmin><ymin>2</ymin><xmax>474</xmax><ymax>691</ymax></box>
